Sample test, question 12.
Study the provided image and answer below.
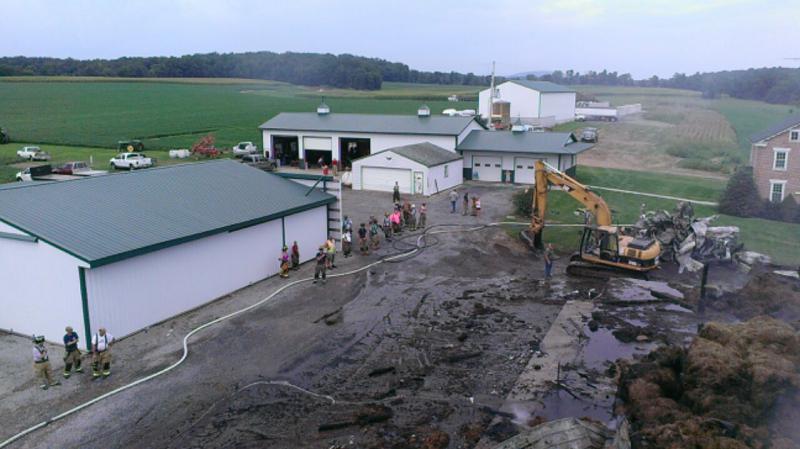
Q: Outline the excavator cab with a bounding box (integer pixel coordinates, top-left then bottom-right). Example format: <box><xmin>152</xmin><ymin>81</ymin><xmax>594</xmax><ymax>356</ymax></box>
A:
<box><xmin>580</xmin><ymin>226</ymin><xmax>619</xmax><ymax>262</ymax></box>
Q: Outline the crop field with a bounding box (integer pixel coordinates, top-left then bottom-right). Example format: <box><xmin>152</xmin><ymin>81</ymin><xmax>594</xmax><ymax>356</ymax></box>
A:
<box><xmin>0</xmin><ymin>78</ymin><xmax>475</xmax><ymax>152</ymax></box>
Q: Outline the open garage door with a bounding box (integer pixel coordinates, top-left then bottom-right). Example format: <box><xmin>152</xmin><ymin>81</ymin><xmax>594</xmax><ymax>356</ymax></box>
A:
<box><xmin>361</xmin><ymin>167</ymin><xmax>412</xmax><ymax>193</ymax></box>
<box><xmin>472</xmin><ymin>156</ymin><xmax>502</xmax><ymax>182</ymax></box>
<box><xmin>514</xmin><ymin>157</ymin><xmax>537</xmax><ymax>184</ymax></box>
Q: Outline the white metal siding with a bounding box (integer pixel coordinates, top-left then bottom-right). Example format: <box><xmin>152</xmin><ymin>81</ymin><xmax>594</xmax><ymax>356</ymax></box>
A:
<box><xmin>84</xmin><ymin>207</ymin><xmax>326</xmax><ymax>338</ymax></box>
<box><xmin>361</xmin><ymin>167</ymin><xmax>412</xmax><ymax>193</ymax></box>
<box><xmin>540</xmin><ymin>92</ymin><xmax>577</xmax><ymax>123</ymax></box>
<box><xmin>426</xmin><ymin>160</ymin><xmax>463</xmax><ymax>195</ymax></box>
<box><xmin>303</xmin><ymin>136</ymin><xmax>332</xmax><ymax>151</ymax></box>
<box><xmin>284</xmin><ymin>206</ymin><xmax>328</xmax><ymax>263</ymax></box>
<box><xmin>479</xmin><ymin>82</ymin><xmax>540</xmax><ymax>120</ymax></box>
<box><xmin>0</xmin><ymin>221</ymin><xmax>85</xmax><ymax>344</ymax></box>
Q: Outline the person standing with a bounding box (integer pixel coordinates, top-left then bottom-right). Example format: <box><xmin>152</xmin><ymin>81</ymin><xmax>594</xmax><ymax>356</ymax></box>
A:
<box><xmin>392</xmin><ymin>181</ymin><xmax>401</xmax><ymax>203</ymax></box>
<box><xmin>279</xmin><ymin>246</ymin><xmax>290</xmax><ymax>278</ymax></box>
<box><xmin>409</xmin><ymin>205</ymin><xmax>417</xmax><ymax>231</ymax></box>
<box><xmin>391</xmin><ymin>209</ymin><xmax>402</xmax><ymax>234</ymax></box>
<box><xmin>544</xmin><ymin>243</ymin><xmax>555</xmax><ymax>280</ymax></box>
<box><xmin>369</xmin><ymin>219</ymin><xmax>381</xmax><ymax>249</ymax></box>
<box><xmin>63</xmin><ymin>326</ymin><xmax>82</xmax><ymax>378</ymax></box>
<box><xmin>291</xmin><ymin>241</ymin><xmax>300</xmax><ymax>270</ymax></box>
<box><xmin>326</xmin><ymin>237</ymin><xmax>337</xmax><ymax>269</ymax></box>
<box><xmin>342</xmin><ymin>230</ymin><xmax>352</xmax><ymax>258</ymax></box>
<box><xmin>32</xmin><ymin>335</ymin><xmax>60</xmax><ymax>390</ymax></box>
<box><xmin>382</xmin><ymin>212</ymin><xmax>393</xmax><ymax>241</ymax></box>
<box><xmin>342</xmin><ymin>215</ymin><xmax>353</xmax><ymax>234</ymax></box>
<box><xmin>418</xmin><ymin>203</ymin><xmax>427</xmax><ymax>229</ymax></box>
<box><xmin>449</xmin><ymin>190</ymin><xmax>458</xmax><ymax>213</ymax></box>
<box><xmin>402</xmin><ymin>201</ymin><xmax>411</xmax><ymax>228</ymax></box>
<box><xmin>462</xmin><ymin>191</ymin><xmax>469</xmax><ymax>216</ymax></box>
<box><xmin>313</xmin><ymin>246</ymin><xmax>327</xmax><ymax>284</ymax></box>
<box><xmin>358</xmin><ymin>223</ymin><xmax>369</xmax><ymax>255</ymax></box>
<box><xmin>474</xmin><ymin>197</ymin><xmax>481</xmax><ymax>217</ymax></box>
<box><xmin>92</xmin><ymin>328</ymin><xmax>114</xmax><ymax>379</ymax></box>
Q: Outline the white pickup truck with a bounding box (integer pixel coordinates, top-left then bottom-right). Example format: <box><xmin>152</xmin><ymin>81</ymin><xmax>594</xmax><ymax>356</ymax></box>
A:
<box><xmin>16</xmin><ymin>146</ymin><xmax>51</xmax><ymax>161</ymax></box>
<box><xmin>232</xmin><ymin>141</ymin><xmax>257</xmax><ymax>157</ymax></box>
<box><xmin>110</xmin><ymin>152</ymin><xmax>154</xmax><ymax>170</ymax></box>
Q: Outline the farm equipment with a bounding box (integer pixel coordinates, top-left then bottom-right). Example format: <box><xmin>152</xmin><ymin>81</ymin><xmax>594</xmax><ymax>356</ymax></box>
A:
<box><xmin>0</xmin><ymin>127</ymin><xmax>9</xmax><ymax>144</ymax></box>
<box><xmin>191</xmin><ymin>135</ymin><xmax>220</xmax><ymax>158</ymax></box>
<box><xmin>118</xmin><ymin>140</ymin><xmax>144</xmax><ymax>153</ymax></box>
<box><xmin>529</xmin><ymin>160</ymin><xmax>661</xmax><ymax>277</ymax></box>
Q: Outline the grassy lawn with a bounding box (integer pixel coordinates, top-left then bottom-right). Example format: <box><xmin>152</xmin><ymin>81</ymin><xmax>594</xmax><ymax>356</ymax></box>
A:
<box><xmin>0</xmin><ymin>78</ymin><xmax>470</xmax><ymax>153</ymax></box>
<box><xmin>575</xmin><ymin>166</ymin><xmax>725</xmax><ymax>201</ymax></box>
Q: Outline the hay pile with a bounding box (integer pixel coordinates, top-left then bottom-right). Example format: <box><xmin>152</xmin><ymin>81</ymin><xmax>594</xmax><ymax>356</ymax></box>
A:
<box><xmin>618</xmin><ymin>317</ymin><xmax>800</xmax><ymax>449</ymax></box>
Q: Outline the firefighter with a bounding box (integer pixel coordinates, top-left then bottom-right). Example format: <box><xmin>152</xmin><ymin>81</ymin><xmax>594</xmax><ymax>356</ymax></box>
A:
<box><xmin>92</xmin><ymin>328</ymin><xmax>115</xmax><ymax>379</ymax></box>
<box><xmin>63</xmin><ymin>326</ymin><xmax>83</xmax><ymax>378</ymax></box>
<box><xmin>32</xmin><ymin>335</ymin><xmax>60</xmax><ymax>390</ymax></box>
<box><xmin>279</xmin><ymin>246</ymin><xmax>290</xmax><ymax>278</ymax></box>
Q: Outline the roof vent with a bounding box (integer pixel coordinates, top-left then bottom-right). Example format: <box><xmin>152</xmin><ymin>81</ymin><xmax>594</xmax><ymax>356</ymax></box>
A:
<box><xmin>317</xmin><ymin>100</ymin><xmax>330</xmax><ymax>115</ymax></box>
<box><xmin>417</xmin><ymin>104</ymin><xmax>431</xmax><ymax>117</ymax></box>
<box><xmin>511</xmin><ymin>117</ymin><xmax>526</xmax><ymax>133</ymax></box>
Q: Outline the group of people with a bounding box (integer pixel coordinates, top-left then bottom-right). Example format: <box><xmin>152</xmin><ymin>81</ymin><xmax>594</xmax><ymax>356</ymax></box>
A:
<box><xmin>448</xmin><ymin>189</ymin><xmax>481</xmax><ymax>216</ymax></box>
<box><xmin>278</xmin><ymin>239</ymin><xmax>337</xmax><ymax>283</ymax></box>
<box><xmin>32</xmin><ymin>327</ymin><xmax>115</xmax><ymax>390</ymax></box>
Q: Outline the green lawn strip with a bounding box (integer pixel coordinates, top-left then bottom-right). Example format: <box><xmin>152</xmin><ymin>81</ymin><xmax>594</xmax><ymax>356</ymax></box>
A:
<box><xmin>575</xmin><ymin>166</ymin><xmax>725</xmax><ymax>202</ymax></box>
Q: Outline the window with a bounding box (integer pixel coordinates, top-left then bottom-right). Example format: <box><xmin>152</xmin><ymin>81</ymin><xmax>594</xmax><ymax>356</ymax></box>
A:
<box><xmin>770</xmin><ymin>181</ymin><xmax>786</xmax><ymax>203</ymax></box>
<box><xmin>773</xmin><ymin>148</ymin><xmax>789</xmax><ymax>171</ymax></box>
<box><xmin>444</xmin><ymin>165</ymin><xmax>449</xmax><ymax>178</ymax></box>
<box><xmin>790</xmin><ymin>130</ymin><xmax>800</xmax><ymax>142</ymax></box>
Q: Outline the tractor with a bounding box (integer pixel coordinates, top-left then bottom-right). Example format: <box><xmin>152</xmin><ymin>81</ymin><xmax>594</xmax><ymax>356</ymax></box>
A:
<box><xmin>0</xmin><ymin>127</ymin><xmax>9</xmax><ymax>144</ymax></box>
<box><xmin>117</xmin><ymin>140</ymin><xmax>144</xmax><ymax>153</ymax></box>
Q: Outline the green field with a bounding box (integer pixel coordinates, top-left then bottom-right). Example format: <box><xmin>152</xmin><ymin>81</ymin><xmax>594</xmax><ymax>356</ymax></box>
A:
<box><xmin>710</xmin><ymin>97</ymin><xmax>795</xmax><ymax>150</ymax></box>
<box><xmin>0</xmin><ymin>78</ymin><xmax>476</xmax><ymax>153</ymax></box>
<box><xmin>539</xmin><ymin>166</ymin><xmax>800</xmax><ymax>266</ymax></box>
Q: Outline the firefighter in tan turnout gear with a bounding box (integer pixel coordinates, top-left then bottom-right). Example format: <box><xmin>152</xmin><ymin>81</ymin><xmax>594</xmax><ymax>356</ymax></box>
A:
<box><xmin>32</xmin><ymin>335</ymin><xmax>61</xmax><ymax>390</ymax></box>
<box><xmin>92</xmin><ymin>328</ymin><xmax>115</xmax><ymax>379</ymax></box>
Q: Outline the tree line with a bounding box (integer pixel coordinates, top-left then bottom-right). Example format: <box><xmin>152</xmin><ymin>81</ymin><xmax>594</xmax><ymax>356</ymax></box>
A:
<box><xmin>529</xmin><ymin>67</ymin><xmax>800</xmax><ymax>105</ymax></box>
<box><xmin>0</xmin><ymin>52</ymin><xmax>492</xmax><ymax>91</ymax></box>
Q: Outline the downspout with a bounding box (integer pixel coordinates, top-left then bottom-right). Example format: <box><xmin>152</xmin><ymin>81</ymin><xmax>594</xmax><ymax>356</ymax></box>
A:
<box><xmin>78</xmin><ymin>268</ymin><xmax>91</xmax><ymax>351</ymax></box>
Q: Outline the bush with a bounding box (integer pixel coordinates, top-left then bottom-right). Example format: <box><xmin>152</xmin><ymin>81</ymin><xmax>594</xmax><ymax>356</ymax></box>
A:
<box><xmin>779</xmin><ymin>195</ymin><xmax>799</xmax><ymax>223</ymax></box>
<box><xmin>512</xmin><ymin>188</ymin><xmax>532</xmax><ymax>217</ymax></box>
<box><xmin>677</xmin><ymin>158</ymin><xmax>723</xmax><ymax>171</ymax></box>
<box><xmin>719</xmin><ymin>166</ymin><xmax>762</xmax><ymax>217</ymax></box>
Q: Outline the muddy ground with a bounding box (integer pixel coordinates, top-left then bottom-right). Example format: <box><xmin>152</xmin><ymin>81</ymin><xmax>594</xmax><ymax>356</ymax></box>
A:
<box><xmin>0</xmin><ymin>183</ymin><xmax>769</xmax><ymax>449</ymax></box>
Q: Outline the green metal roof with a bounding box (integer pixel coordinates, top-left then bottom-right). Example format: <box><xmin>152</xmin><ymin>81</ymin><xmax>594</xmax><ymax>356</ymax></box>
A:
<box><xmin>507</xmin><ymin>80</ymin><xmax>576</xmax><ymax>93</ymax></box>
<box><xmin>355</xmin><ymin>142</ymin><xmax>462</xmax><ymax>167</ymax></box>
<box><xmin>456</xmin><ymin>130</ymin><xmax>594</xmax><ymax>155</ymax></box>
<box><xmin>259</xmin><ymin>112</ymin><xmax>480</xmax><ymax>136</ymax></box>
<box><xmin>0</xmin><ymin>160</ymin><xmax>335</xmax><ymax>267</ymax></box>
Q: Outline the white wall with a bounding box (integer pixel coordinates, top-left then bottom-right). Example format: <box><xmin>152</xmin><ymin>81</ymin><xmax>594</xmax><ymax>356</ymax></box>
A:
<box><xmin>540</xmin><ymin>92</ymin><xmax>577</xmax><ymax>123</ymax></box>
<box><xmin>479</xmin><ymin>82</ymin><xmax>540</xmax><ymax>120</ymax></box>
<box><xmin>351</xmin><ymin>150</ymin><xmax>425</xmax><ymax>193</ymax></box>
<box><xmin>0</xmin><ymin>221</ymin><xmax>86</xmax><ymax>344</ymax></box>
<box><xmin>457</xmin><ymin>121</ymin><xmax>484</xmax><ymax>145</ymax></box>
<box><xmin>84</xmin><ymin>206</ymin><xmax>327</xmax><ymax>338</ymax></box>
<box><xmin>284</xmin><ymin>206</ymin><xmax>329</xmax><ymax>263</ymax></box>
<box><xmin>427</xmin><ymin>160</ymin><xmax>463</xmax><ymax>195</ymax></box>
<box><xmin>263</xmin><ymin>130</ymin><xmax>459</xmax><ymax>161</ymax></box>
<box><xmin>461</xmin><ymin>151</ymin><xmax>577</xmax><ymax>179</ymax></box>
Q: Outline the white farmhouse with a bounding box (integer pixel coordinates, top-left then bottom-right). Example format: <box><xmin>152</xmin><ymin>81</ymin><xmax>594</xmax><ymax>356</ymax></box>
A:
<box><xmin>0</xmin><ymin>161</ymin><xmax>336</xmax><ymax>346</ymax></box>
<box><xmin>478</xmin><ymin>80</ymin><xmax>576</xmax><ymax>126</ymax></box>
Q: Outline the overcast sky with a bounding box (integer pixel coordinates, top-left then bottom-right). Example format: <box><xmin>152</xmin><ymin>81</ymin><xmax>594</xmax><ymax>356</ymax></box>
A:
<box><xmin>0</xmin><ymin>0</ymin><xmax>793</xmax><ymax>78</ymax></box>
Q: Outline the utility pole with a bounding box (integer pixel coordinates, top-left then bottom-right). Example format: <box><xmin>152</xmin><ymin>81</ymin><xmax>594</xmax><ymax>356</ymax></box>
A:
<box><xmin>487</xmin><ymin>61</ymin><xmax>496</xmax><ymax>125</ymax></box>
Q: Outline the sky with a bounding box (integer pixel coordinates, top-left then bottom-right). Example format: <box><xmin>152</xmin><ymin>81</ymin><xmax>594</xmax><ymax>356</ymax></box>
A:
<box><xmin>0</xmin><ymin>0</ymin><xmax>795</xmax><ymax>79</ymax></box>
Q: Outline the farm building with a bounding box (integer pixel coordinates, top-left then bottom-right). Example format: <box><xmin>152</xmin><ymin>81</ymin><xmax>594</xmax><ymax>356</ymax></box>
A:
<box><xmin>350</xmin><ymin>142</ymin><xmax>463</xmax><ymax>196</ymax></box>
<box><xmin>478</xmin><ymin>80</ymin><xmax>576</xmax><ymax>127</ymax></box>
<box><xmin>0</xmin><ymin>160</ymin><xmax>336</xmax><ymax>348</ymax></box>
<box><xmin>749</xmin><ymin>114</ymin><xmax>800</xmax><ymax>203</ymax></box>
<box><xmin>259</xmin><ymin>104</ymin><xmax>484</xmax><ymax>169</ymax></box>
<box><xmin>456</xmin><ymin>130</ymin><xmax>593</xmax><ymax>183</ymax></box>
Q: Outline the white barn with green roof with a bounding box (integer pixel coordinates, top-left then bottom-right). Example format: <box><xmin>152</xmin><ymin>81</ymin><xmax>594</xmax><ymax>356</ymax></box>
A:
<box><xmin>0</xmin><ymin>161</ymin><xmax>336</xmax><ymax>348</ymax></box>
<box><xmin>478</xmin><ymin>80</ymin><xmax>577</xmax><ymax>125</ymax></box>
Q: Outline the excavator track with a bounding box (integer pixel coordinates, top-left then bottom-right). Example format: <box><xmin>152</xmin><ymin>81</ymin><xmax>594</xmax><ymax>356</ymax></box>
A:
<box><xmin>566</xmin><ymin>260</ymin><xmax>650</xmax><ymax>280</ymax></box>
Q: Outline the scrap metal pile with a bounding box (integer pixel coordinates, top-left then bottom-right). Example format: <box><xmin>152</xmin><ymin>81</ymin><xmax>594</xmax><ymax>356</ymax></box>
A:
<box><xmin>633</xmin><ymin>202</ymin><xmax>744</xmax><ymax>273</ymax></box>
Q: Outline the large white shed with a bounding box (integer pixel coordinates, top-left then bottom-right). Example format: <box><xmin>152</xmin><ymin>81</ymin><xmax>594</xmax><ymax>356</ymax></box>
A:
<box><xmin>351</xmin><ymin>142</ymin><xmax>463</xmax><ymax>196</ymax></box>
<box><xmin>478</xmin><ymin>80</ymin><xmax>576</xmax><ymax>125</ymax></box>
<box><xmin>0</xmin><ymin>161</ymin><xmax>335</xmax><ymax>348</ymax></box>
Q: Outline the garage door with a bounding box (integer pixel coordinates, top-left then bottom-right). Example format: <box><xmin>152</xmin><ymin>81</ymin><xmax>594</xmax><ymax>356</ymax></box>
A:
<box><xmin>303</xmin><ymin>137</ymin><xmax>332</xmax><ymax>150</ymax></box>
<box><xmin>514</xmin><ymin>158</ymin><xmax>537</xmax><ymax>184</ymax></box>
<box><xmin>473</xmin><ymin>156</ymin><xmax>502</xmax><ymax>182</ymax></box>
<box><xmin>361</xmin><ymin>167</ymin><xmax>412</xmax><ymax>193</ymax></box>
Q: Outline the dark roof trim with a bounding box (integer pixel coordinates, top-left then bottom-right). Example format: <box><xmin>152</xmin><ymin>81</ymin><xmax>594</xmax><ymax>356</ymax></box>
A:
<box><xmin>88</xmin><ymin>197</ymin><xmax>336</xmax><ymax>268</ymax></box>
<box><xmin>275</xmin><ymin>173</ymin><xmax>334</xmax><ymax>181</ymax></box>
<box><xmin>0</xmin><ymin>230</ymin><xmax>38</xmax><ymax>243</ymax></box>
<box><xmin>0</xmin><ymin>197</ymin><xmax>336</xmax><ymax>268</ymax></box>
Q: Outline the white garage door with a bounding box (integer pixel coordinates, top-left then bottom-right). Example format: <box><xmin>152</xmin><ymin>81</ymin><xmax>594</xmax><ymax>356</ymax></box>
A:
<box><xmin>473</xmin><ymin>156</ymin><xmax>502</xmax><ymax>182</ymax></box>
<box><xmin>514</xmin><ymin>157</ymin><xmax>537</xmax><ymax>184</ymax></box>
<box><xmin>362</xmin><ymin>167</ymin><xmax>412</xmax><ymax>193</ymax></box>
<box><xmin>303</xmin><ymin>137</ymin><xmax>332</xmax><ymax>150</ymax></box>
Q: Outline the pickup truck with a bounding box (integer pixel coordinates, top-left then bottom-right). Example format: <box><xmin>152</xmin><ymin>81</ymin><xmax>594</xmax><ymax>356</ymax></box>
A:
<box><xmin>110</xmin><ymin>153</ymin><xmax>154</xmax><ymax>170</ymax></box>
<box><xmin>232</xmin><ymin>141</ymin><xmax>257</xmax><ymax>157</ymax></box>
<box><xmin>16</xmin><ymin>146</ymin><xmax>51</xmax><ymax>161</ymax></box>
<box><xmin>16</xmin><ymin>165</ymin><xmax>81</xmax><ymax>182</ymax></box>
<box><xmin>580</xmin><ymin>127</ymin><xmax>599</xmax><ymax>143</ymax></box>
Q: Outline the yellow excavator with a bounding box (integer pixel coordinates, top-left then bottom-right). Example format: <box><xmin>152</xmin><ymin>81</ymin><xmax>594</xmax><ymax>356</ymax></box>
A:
<box><xmin>529</xmin><ymin>160</ymin><xmax>661</xmax><ymax>277</ymax></box>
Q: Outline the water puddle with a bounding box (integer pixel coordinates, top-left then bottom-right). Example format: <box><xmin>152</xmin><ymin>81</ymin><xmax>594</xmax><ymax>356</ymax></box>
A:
<box><xmin>515</xmin><ymin>390</ymin><xmax>614</xmax><ymax>425</ymax></box>
<box><xmin>607</xmin><ymin>278</ymin><xmax>684</xmax><ymax>302</ymax></box>
<box><xmin>581</xmin><ymin>326</ymin><xmax>655</xmax><ymax>371</ymax></box>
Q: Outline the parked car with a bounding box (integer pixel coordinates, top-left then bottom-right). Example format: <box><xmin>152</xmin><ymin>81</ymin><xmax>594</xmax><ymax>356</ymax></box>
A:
<box><xmin>581</xmin><ymin>127</ymin><xmax>599</xmax><ymax>143</ymax></box>
<box><xmin>16</xmin><ymin>146</ymin><xmax>51</xmax><ymax>161</ymax></box>
<box><xmin>52</xmin><ymin>161</ymin><xmax>90</xmax><ymax>175</ymax></box>
<box><xmin>241</xmin><ymin>153</ymin><xmax>278</xmax><ymax>171</ymax></box>
<box><xmin>110</xmin><ymin>152</ymin><xmax>154</xmax><ymax>170</ymax></box>
<box><xmin>232</xmin><ymin>141</ymin><xmax>257</xmax><ymax>157</ymax></box>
